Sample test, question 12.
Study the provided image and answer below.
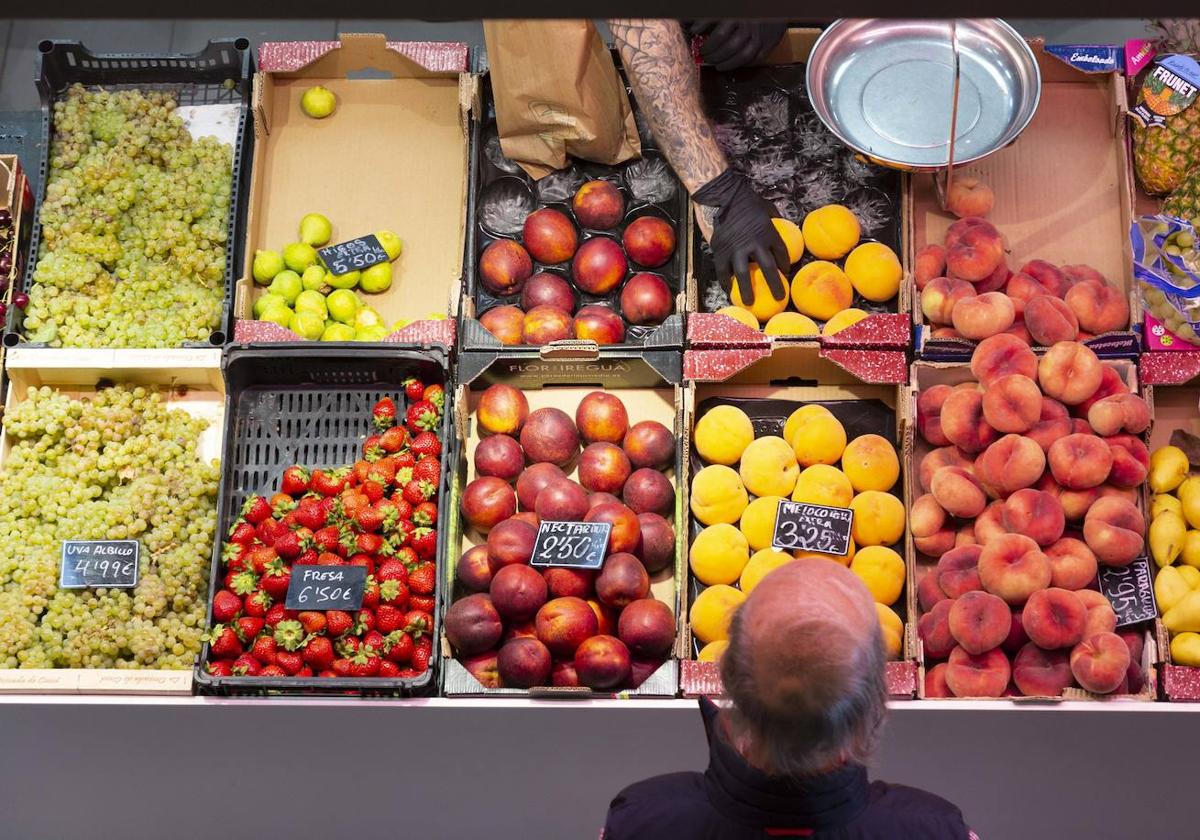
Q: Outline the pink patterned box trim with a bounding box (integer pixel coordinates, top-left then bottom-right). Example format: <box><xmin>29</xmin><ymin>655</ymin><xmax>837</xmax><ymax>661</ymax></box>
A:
<box><xmin>258</xmin><ymin>40</ymin><xmax>469</xmax><ymax>74</ymax></box>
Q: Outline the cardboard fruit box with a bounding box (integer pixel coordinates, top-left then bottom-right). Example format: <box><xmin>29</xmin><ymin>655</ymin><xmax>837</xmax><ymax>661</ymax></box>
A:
<box><xmin>904</xmin><ymin>358</ymin><xmax>1156</xmax><ymax>701</ymax></box>
<box><xmin>0</xmin><ymin>154</ymin><xmax>33</xmax><ymax>369</ymax></box>
<box><xmin>441</xmin><ymin>354</ymin><xmax>686</xmax><ymax>697</ymax></box>
<box><xmin>680</xmin><ymin>346</ymin><xmax>918</xmax><ymax>700</ymax></box>
<box><xmin>234</xmin><ymin>35</ymin><xmax>473</xmax><ymax>349</ymax></box>
<box><xmin>0</xmin><ymin>347</ymin><xmax>225</xmax><ymax>694</ymax></box>
<box><xmin>687</xmin><ymin>28</ymin><xmax>911</xmax><ymax>353</ymax></box>
<box><xmin>910</xmin><ymin>42</ymin><xmax>1140</xmax><ymax>361</ymax></box>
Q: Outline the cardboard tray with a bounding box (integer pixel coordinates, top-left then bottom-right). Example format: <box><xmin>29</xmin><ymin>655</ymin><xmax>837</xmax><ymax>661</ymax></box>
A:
<box><xmin>910</xmin><ymin>42</ymin><xmax>1140</xmax><ymax>361</ymax></box>
<box><xmin>194</xmin><ymin>344</ymin><xmax>453</xmax><ymax>696</ymax></box>
<box><xmin>232</xmin><ymin>35</ymin><xmax>473</xmax><ymax>350</ymax></box>
<box><xmin>686</xmin><ymin>28</ymin><xmax>911</xmax><ymax>353</ymax></box>
<box><xmin>678</xmin><ymin>364</ymin><xmax>918</xmax><ymax>700</ymax></box>
<box><xmin>7</xmin><ymin>39</ymin><xmax>255</xmax><ymax>349</ymax></box>
<box><xmin>458</xmin><ymin>56</ymin><xmax>688</xmax><ymax>356</ymax></box>
<box><xmin>0</xmin><ymin>347</ymin><xmax>225</xmax><ymax>695</ymax></box>
<box><xmin>904</xmin><ymin>359</ymin><xmax>1157</xmax><ymax>701</ymax></box>
<box><xmin>442</xmin><ymin>357</ymin><xmax>686</xmax><ymax>698</ymax></box>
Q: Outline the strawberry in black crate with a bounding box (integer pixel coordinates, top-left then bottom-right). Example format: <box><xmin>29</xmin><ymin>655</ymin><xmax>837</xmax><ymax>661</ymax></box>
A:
<box><xmin>196</xmin><ymin>347</ymin><xmax>452</xmax><ymax>695</ymax></box>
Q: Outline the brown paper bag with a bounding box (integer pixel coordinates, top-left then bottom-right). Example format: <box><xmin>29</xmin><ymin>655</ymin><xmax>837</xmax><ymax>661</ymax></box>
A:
<box><xmin>483</xmin><ymin>19</ymin><xmax>641</xmax><ymax>179</ymax></box>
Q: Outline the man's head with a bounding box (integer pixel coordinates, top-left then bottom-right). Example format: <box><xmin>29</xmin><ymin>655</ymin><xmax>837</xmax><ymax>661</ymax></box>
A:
<box><xmin>719</xmin><ymin>558</ymin><xmax>887</xmax><ymax>778</ymax></box>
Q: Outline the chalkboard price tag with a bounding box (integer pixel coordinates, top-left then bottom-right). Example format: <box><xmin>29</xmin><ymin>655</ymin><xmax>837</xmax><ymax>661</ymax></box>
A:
<box><xmin>1098</xmin><ymin>556</ymin><xmax>1158</xmax><ymax>628</ymax></box>
<box><xmin>59</xmin><ymin>540</ymin><xmax>139</xmax><ymax>589</ymax></box>
<box><xmin>318</xmin><ymin>234</ymin><xmax>390</xmax><ymax>276</ymax></box>
<box><xmin>770</xmin><ymin>500</ymin><xmax>854</xmax><ymax>556</ymax></box>
<box><xmin>530</xmin><ymin>521</ymin><xmax>613</xmax><ymax>570</ymax></box>
<box><xmin>285</xmin><ymin>565</ymin><xmax>368</xmax><ymax>611</ymax></box>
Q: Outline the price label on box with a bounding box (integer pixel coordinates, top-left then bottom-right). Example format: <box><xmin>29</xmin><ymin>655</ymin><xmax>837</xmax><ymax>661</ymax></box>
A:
<box><xmin>770</xmin><ymin>500</ymin><xmax>854</xmax><ymax>556</ymax></box>
<box><xmin>530</xmin><ymin>521</ymin><xmax>612</xmax><ymax>570</ymax></box>
<box><xmin>318</xmin><ymin>234</ymin><xmax>390</xmax><ymax>276</ymax></box>
<box><xmin>284</xmin><ymin>565</ymin><xmax>367</xmax><ymax>611</ymax></box>
<box><xmin>59</xmin><ymin>540</ymin><xmax>139</xmax><ymax>589</ymax></box>
<box><xmin>1098</xmin><ymin>555</ymin><xmax>1158</xmax><ymax>628</ymax></box>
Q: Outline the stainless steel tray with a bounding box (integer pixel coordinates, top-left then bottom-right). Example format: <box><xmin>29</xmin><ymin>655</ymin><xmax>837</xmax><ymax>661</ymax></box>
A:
<box><xmin>806</xmin><ymin>19</ymin><xmax>1041</xmax><ymax>172</ymax></box>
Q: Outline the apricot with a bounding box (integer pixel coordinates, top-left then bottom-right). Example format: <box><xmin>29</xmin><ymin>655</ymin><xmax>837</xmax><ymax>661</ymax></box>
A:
<box><xmin>715</xmin><ymin>305</ymin><xmax>760</xmax><ymax>330</ymax></box>
<box><xmin>821</xmin><ymin>308</ymin><xmax>869</xmax><ymax>337</ymax></box>
<box><xmin>694</xmin><ymin>404</ymin><xmax>754</xmax><ymax>466</ymax></box>
<box><xmin>1045</xmin><ymin>537</ymin><xmax>1098</xmax><ymax>590</ymax></box>
<box><xmin>1070</xmin><ymin>632</ymin><xmax>1130</xmax><ymax>694</ymax></box>
<box><xmin>1082</xmin><ymin>496</ymin><xmax>1144</xmax><ymax>567</ymax></box>
<box><xmin>791</xmin><ymin>464</ymin><xmax>854</xmax><ymax>508</ymax></box>
<box><xmin>914</xmin><ymin>244</ymin><xmax>947</xmax><ymax>290</ymax></box>
<box><xmin>918</xmin><ymin>446</ymin><xmax>974</xmax><ymax>492</ymax></box>
<box><xmin>949</xmin><ymin>590</ymin><xmax>1011</xmax><ymax>655</ymax></box>
<box><xmin>764</xmin><ymin>311</ymin><xmax>820</xmax><ymax>337</ymax></box>
<box><xmin>919</xmin><ymin>599</ymin><xmax>956</xmax><ymax>660</ymax></box>
<box><xmin>1047</xmin><ymin>433</ymin><xmax>1112</xmax><ymax>490</ymax></box>
<box><xmin>730</xmin><ymin>266</ymin><xmax>789</xmax><ymax>323</ymax></box>
<box><xmin>1087</xmin><ymin>393</ymin><xmax>1150</xmax><ymax>436</ymax></box>
<box><xmin>848</xmin><ymin>492</ymin><xmax>906</xmax><ymax>547</ymax></box>
<box><xmin>1012</xmin><ymin>643</ymin><xmax>1074</xmax><ymax>696</ymax></box>
<box><xmin>936</xmin><ymin>544</ymin><xmax>984</xmax><ymax>597</ymax></box>
<box><xmin>940</xmin><ymin>389</ymin><xmax>998</xmax><ymax>454</ymax></box>
<box><xmin>1064</xmin><ymin>280</ymin><xmax>1130</xmax><ymax>334</ymax></box>
<box><xmin>951</xmin><ymin>292</ymin><xmax>1015</xmax><ymax>340</ymax></box>
<box><xmin>1037</xmin><ymin>341</ymin><xmax>1103</xmax><ymax>405</ymax></box>
<box><xmin>1001</xmin><ymin>489</ymin><xmax>1065</xmax><ymax>547</ymax></box>
<box><xmin>970</xmin><ymin>333</ymin><xmax>1038</xmax><ymax>386</ymax></box>
<box><xmin>981</xmin><ymin>374</ymin><xmax>1041</xmax><ymax>433</ymax></box>
<box><xmin>944</xmin><ymin>216</ymin><xmax>1004</xmax><ymax>282</ymax></box>
<box><xmin>1022</xmin><ymin>587</ymin><xmax>1086</xmax><ymax>649</ymax></box>
<box><xmin>841</xmin><ymin>434</ymin><xmax>899</xmax><ymax>493</ymax></box>
<box><xmin>739</xmin><ymin>435</ymin><xmax>798</xmax><ymax>498</ymax></box>
<box><xmin>945</xmin><ymin>646</ymin><xmax>1011</xmax><ymax>697</ymax></box>
<box><xmin>1024</xmin><ymin>295</ymin><xmax>1078</xmax><ymax>346</ymax></box>
<box><xmin>790</xmin><ymin>260</ymin><xmax>854</xmax><ymax>321</ymax></box>
<box><xmin>921</xmin><ymin>277</ymin><xmax>976</xmax><ymax>326</ymax></box>
<box><xmin>975</xmin><ymin>434</ymin><xmax>1046</xmax><ymax>496</ymax></box>
<box><xmin>978</xmin><ymin>534</ymin><xmax>1052</xmax><ymax>605</ymax></box>
<box><xmin>916</xmin><ymin>384</ymin><xmax>954</xmax><ymax>447</ymax></box>
<box><xmin>802</xmin><ymin>204</ymin><xmax>860</xmax><ymax>260</ymax></box>
<box><xmin>844</xmin><ymin>242</ymin><xmax>902</xmax><ymax>302</ymax></box>
<box><xmin>791</xmin><ymin>412</ymin><xmax>848</xmax><ymax>467</ymax></box>
<box><xmin>690</xmin><ymin>465</ymin><xmax>749</xmax><ymax>526</ymax></box>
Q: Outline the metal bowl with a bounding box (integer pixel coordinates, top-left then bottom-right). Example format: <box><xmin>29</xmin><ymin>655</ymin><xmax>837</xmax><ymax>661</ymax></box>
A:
<box><xmin>806</xmin><ymin>19</ymin><xmax>1041</xmax><ymax>172</ymax></box>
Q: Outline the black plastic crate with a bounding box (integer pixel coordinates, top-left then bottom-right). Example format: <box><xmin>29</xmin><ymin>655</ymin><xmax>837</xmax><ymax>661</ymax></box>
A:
<box><xmin>195</xmin><ymin>344</ymin><xmax>453</xmax><ymax>696</ymax></box>
<box><xmin>6</xmin><ymin>38</ymin><xmax>255</xmax><ymax>349</ymax></box>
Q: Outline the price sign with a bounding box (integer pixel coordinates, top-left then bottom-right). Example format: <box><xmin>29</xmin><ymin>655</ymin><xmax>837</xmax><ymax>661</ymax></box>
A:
<box><xmin>770</xmin><ymin>500</ymin><xmax>854</xmax><ymax>556</ymax></box>
<box><xmin>530</xmin><ymin>521</ymin><xmax>613</xmax><ymax>570</ymax></box>
<box><xmin>1098</xmin><ymin>556</ymin><xmax>1158</xmax><ymax>628</ymax></box>
<box><xmin>59</xmin><ymin>540</ymin><xmax>139</xmax><ymax>589</ymax></box>
<box><xmin>284</xmin><ymin>566</ymin><xmax>367</xmax><ymax>611</ymax></box>
<box><xmin>318</xmin><ymin>234</ymin><xmax>390</xmax><ymax>276</ymax></box>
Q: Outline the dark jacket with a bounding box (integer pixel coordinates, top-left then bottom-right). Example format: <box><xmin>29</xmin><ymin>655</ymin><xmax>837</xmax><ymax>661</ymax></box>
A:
<box><xmin>603</xmin><ymin>698</ymin><xmax>970</xmax><ymax>839</ymax></box>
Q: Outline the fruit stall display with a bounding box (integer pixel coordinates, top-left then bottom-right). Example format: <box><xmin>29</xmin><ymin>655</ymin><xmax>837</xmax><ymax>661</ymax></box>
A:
<box><xmin>0</xmin><ymin>350</ymin><xmax>225</xmax><ymax>693</ymax></box>
<box><xmin>443</xmin><ymin>382</ymin><xmax>682</xmax><ymax>695</ymax></box>
<box><xmin>910</xmin><ymin>338</ymin><xmax>1155</xmax><ymax>698</ymax></box>
<box><xmin>682</xmin><ymin>373</ymin><xmax>912</xmax><ymax>694</ymax></box>
<box><xmin>233</xmin><ymin>36</ymin><xmax>471</xmax><ymax>346</ymax></box>
<box><xmin>464</xmin><ymin>75</ymin><xmax>687</xmax><ymax>351</ymax></box>
<box><xmin>10</xmin><ymin>40</ymin><xmax>254</xmax><ymax>349</ymax></box>
<box><xmin>195</xmin><ymin>347</ymin><xmax>450</xmax><ymax>694</ymax></box>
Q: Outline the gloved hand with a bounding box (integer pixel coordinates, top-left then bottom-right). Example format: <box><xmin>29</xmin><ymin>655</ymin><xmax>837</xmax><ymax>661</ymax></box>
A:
<box><xmin>693</xmin><ymin>168</ymin><xmax>789</xmax><ymax>305</ymax></box>
<box><xmin>686</xmin><ymin>20</ymin><xmax>789</xmax><ymax>72</ymax></box>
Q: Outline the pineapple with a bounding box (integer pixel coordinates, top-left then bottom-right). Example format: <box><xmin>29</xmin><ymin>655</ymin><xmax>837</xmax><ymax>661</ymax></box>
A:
<box><xmin>1164</xmin><ymin>165</ymin><xmax>1200</xmax><ymax>227</ymax></box>
<box><xmin>1134</xmin><ymin>19</ymin><xmax>1200</xmax><ymax>195</ymax></box>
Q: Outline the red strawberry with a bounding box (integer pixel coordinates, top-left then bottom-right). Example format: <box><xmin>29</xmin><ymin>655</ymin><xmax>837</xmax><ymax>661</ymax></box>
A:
<box><xmin>243</xmin><ymin>590</ymin><xmax>272</xmax><ymax>618</ymax></box>
<box><xmin>275</xmin><ymin>651</ymin><xmax>304</xmax><ymax>675</ymax></box>
<box><xmin>331</xmin><ymin>658</ymin><xmax>353</xmax><ymax>677</ymax></box>
<box><xmin>356</xmin><ymin>533</ymin><xmax>384</xmax><ymax>556</ymax></box>
<box><xmin>391</xmin><ymin>499</ymin><xmax>413</xmax><ymax>522</ymax></box>
<box><xmin>256</xmin><ymin>517</ymin><xmax>287</xmax><ymax>546</ymax></box>
<box><xmin>228</xmin><ymin>521</ymin><xmax>257</xmax><ymax>545</ymax></box>
<box><xmin>402</xmin><ymin>479</ymin><xmax>435</xmax><ymax>505</ymax></box>
<box><xmin>303</xmin><ymin>636</ymin><xmax>335</xmax><ymax>671</ymax></box>
<box><xmin>412</xmin><ymin>457</ymin><xmax>440</xmax><ymax>485</ymax></box>
<box><xmin>348</xmin><ymin>553</ymin><xmax>375</xmax><ymax>577</ymax></box>
<box><xmin>361</xmin><ymin>577</ymin><xmax>381</xmax><ymax>610</ymax></box>
<box><xmin>280</xmin><ymin>466</ymin><xmax>310</xmax><ymax>496</ymax></box>
<box><xmin>349</xmin><ymin>650</ymin><xmax>382</xmax><ymax>677</ymax></box>
<box><xmin>405</xmin><ymin>610</ymin><xmax>434</xmax><ymax>640</ymax></box>
<box><xmin>293</xmin><ymin>548</ymin><xmax>319</xmax><ymax>566</ymax></box>
<box><xmin>246</xmin><ymin>546</ymin><xmax>278</xmax><ymax>575</ymax></box>
<box><xmin>366</xmin><ymin>461</ymin><xmax>397</xmax><ymax>488</ymax></box>
<box><xmin>261</xmin><ymin>561</ymin><xmax>292</xmax><ymax>600</ymax></box>
<box><xmin>326</xmin><ymin>610</ymin><xmax>354</xmax><ymax>637</ymax></box>
<box><xmin>355</xmin><ymin>608</ymin><xmax>376</xmax><ymax>635</ymax></box>
<box><xmin>340</xmin><ymin>490</ymin><xmax>371</xmax><ymax>520</ymax></box>
<box><xmin>296</xmin><ymin>666</ymin><xmax>314</xmax><ymax>677</ymax></box>
<box><xmin>207</xmin><ymin>625</ymin><xmax>242</xmax><ymax>659</ymax></box>
<box><xmin>298</xmin><ymin>611</ymin><xmax>327</xmax><ymax>634</ymax></box>
<box><xmin>383</xmin><ymin>630</ymin><xmax>414</xmax><ymax>663</ymax></box>
<box><xmin>378</xmin><ymin>660</ymin><xmax>402</xmax><ymax>678</ymax></box>
<box><xmin>221</xmin><ymin>542</ymin><xmax>248</xmax><ymax>573</ymax></box>
<box><xmin>313</xmin><ymin>525</ymin><xmax>345</xmax><ymax>555</ymax></box>
<box><xmin>273</xmin><ymin>528</ymin><xmax>310</xmax><ymax>559</ymax></box>
<box><xmin>411</xmin><ymin>528</ymin><xmax>437</xmax><ymax>561</ymax></box>
<box><xmin>259</xmin><ymin>664</ymin><xmax>288</xmax><ymax>677</ymax></box>
<box><xmin>376</xmin><ymin>604</ymin><xmax>405</xmax><ymax>634</ymax></box>
<box><xmin>410</xmin><ymin>431</ymin><xmax>441</xmax><ymax>459</ymax></box>
<box><xmin>410</xmin><ymin>593</ymin><xmax>436</xmax><ymax>614</ymax></box>
<box><xmin>317</xmin><ymin>552</ymin><xmax>345</xmax><ymax>566</ymax></box>
<box><xmin>412</xmin><ymin>501</ymin><xmax>438</xmax><ymax>528</ymax></box>
<box><xmin>224</xmin><ymin>570</ymin><xmax>257</xmax><ymax>597</ymax></box>
<box><xmin>273</xmin><ymin>619</ymin><xmax>308</xmax><ymax>652</ymax></box>
<box><xmin>251</xmin><ymin>635</ymin><xmax>278</xmax><ymax>664</ymax></box>
<box><xmin>356</xmin><ymin>507</ymin><xmax>385</xmax><ymax>533</ymax></box>
<box><xmin>362</xmin><ymin>630</ymin><xmax>386</xmax><ymax>654</ymax></box>
<box><xmin>393</xmin><ymin>451</ymin><xmax>416</xmax><ymax>470</ymax></box>
<box><xmin>376</xmin><ymin>558</ymin><xmax>409</xmax><ymax>584</ymax></box>
<box><xmin>379</xmin><ymin>578</ymin><xmax>410</xmax><ymax>609</ymax></box>
<box><xmin>412</xmin><ymin>636</ymin><xmax>433</xmax><ymax>673</ymax></box>
<box><xmin>373</xmin><ymin>396</ymin><xmax>398</xmax><ymax>431</ymax></box>
<box><xmin>234</xmin><ymin>616</ymin><xmax>265</xmax><ymax>642</ymax></box>
<box><xmin>294</xmin><ymin>500</ymin><xmax>328</xmax><ymax>531</ymax></box>
<box><xmin>337</xmin><ymin>635</ymin><xmax>361</xmax><ymax>658</ymax></box>
<box><xmin>408</xmin><ymin>562</ymin><xmax>436</xmax><ymax>595</ymax></box>
<box><xmin>406</xmin><ymin>399</ymin><xmax>439</xmax><ymax>433</ymax></box>
<box><xmin>241</xmin><ymin>495</ymin><xmax>273</xmax><ymax>524</ymax></box>
<box><xmin>233</xmin><ymin>654</ymin><xmax>263</xmax><ymax>676</ymax></box>
<box><xmin>264</xmin><ymin>603</ymin><xmax>293</xmax><ymax>627</ymax></box>
<box><xmin>422</xmin><ymin>383</ymin><xmax>445</xmax><ymax>411</ymax></box>
<box><xmin>391</xmin><ymin>545</ymin><xmax>418</xmax><ymax>567</ymax></box>
<box><xmin>361</xmin><ymin>480</ymin><xmax>386</xmax><ymax>505</ymax></box>
<box><xmin>363</xmin><ymin>435</ymin><xmax>384</xmax><ymax>462</ymax></box>
<box><xmin>271</xmin><ymin>494</ymin><xmax>297</xmax><ymax>517</ymax></box>
<box><xmin>206</xmin><ymin>660</ymin><xmax>234</xmax><ymax>677</ymax></box>
<box><xmin>403</xmin><ymin>378</ymin><xmax>425</xmax><ymax>402</ymax></box>
<box><xmin>379</xmin><ymin>425</ymin><xmax>408</xmax><ymax>454</ymax></box>
<box><xmin>311</xmin><ymin>468</ymin><xmax>349</xmax><ymax>497</ymax></box>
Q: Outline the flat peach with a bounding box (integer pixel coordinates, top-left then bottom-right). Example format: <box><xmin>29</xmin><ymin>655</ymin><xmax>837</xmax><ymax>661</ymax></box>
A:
<box><xmin>1087</xmin><ymin>393</ymin><xmax>1150</xmax><ymax>436</ymax></box>
<box><xmin>951</xmin><ymin>292</ymin><xmax>1015</xmax><ymax>340</ymax></box>
<box><xmin>944</xmin><ymin>217</ymin><xmax>1005</xmax><ymax>282</ymax></box>
<box><xmin>945</xmin><ymin>176</ymin><xmax>995</xmax><ymax>219</ymax></box>
<box><xmin>956</xmin><ymin>523</ymin><xmax>979</xmax><ymax>548</ymax></box>
<box><xmin>1040</xmin><ymin>398</ymin><xmax>1069</xmax><ymax>421</ymax></box>
<box><xmin>931</xmin><ymin>327</ymin><xmax>963</xmax><ymax>339</ymax></box>
<box><xmin>1064</xmin><ymin>281</ymin><xmax>1130</xmax><ymax>334</ymax></box>
<box><xmin>1024</xmin><ymin>295</ymin><xmax>1079</xmax><ymax>346</ymax></box>
<box><xmin>1077</xmin><ymin>589</ymin><xmax>1118</xmax><ymax>638</ymax></box>
<box><xmin>1012</xmin><ymin>643</ymin><xmax>1074</xmax><ymax>696</ymax></box>
<box><xmin>981</xmin><ymin>374</ymin><xmax>1041</xmax><ymax>433</ymax></box>
<box><xmin>974</xmin><ymin>434</ymin><xmax>1046</xmax><ymax>496</ymax></box>
<box><xmin>918</xmin><ymin>446</ymin><xmax>974</xmax><ymax>492</ymax></box>
<box><xmin>921</xmin><ymin>277</ymin><xmax>976</xmax><ymax>326</ymax></box>
<box><xmin>949</xmin><ymin>590</ymin><xmax>1011</xmax><ymax>655</ymax></box>
<box><xmin>915</xmin><ymin>528</ymin><xmax>958</xmax><ymax>559</ymax></box>
<box><xmin>910</xmin><ymin>493</ymin><xmax>948</xmax><ymax>540</ymax></box>
<box><xmin>1104</xmin><ymin>435</ymin><xmax>1150</xmax><ymax>488</ymax></box>
<box><xmin>1037</xmin><ymin>342</ymin><xmax>1103</xmax><ymax>405</ymax></box>
<box><xmin>1026</xmin><ymin>416</ymin><xmax>1074</xmax><ymax>453</ymax></box>
<box><xmin>914</xmin><ymin>245</ymin><xmax>947</xmax><ymax>290</ymax></box>
<box><xmin>940</xmin><ymin>389</ymin><xmax>998</xmax><ymax>454</ymax></box>
<box><xmin>1002</xmin><ymin>607</ymin><xmax>1030</xmax><ymax>656</ymax></box>
<box><xmin>1070</xmin><ymin>632</ymin><xmax>1130</xmax><ymax>694</ymax></box>
<box><xmin>970</xmin><ymin>333</ymin><xmax>1037</xmax><ymax>386</ymax></box>
<box><xmin>1062</xmin><ymin>264</ymin><xmax>1108</xmax><ymax>289</ymax></box>
<box><xmin>1001</xmin><ymin>488</ymin><xmax>1065</xmax><ymax>547</ymax></box>
<box><xmin>924</xmin><ymin>662</ymin><xmax>953</xmax><ymax>697</ymax></box>
<box><xmin>931</xmin><ymin>466</ymin><xmax>987</xmax><ymax>519</ymax></box>
<box><xmin>945</xmin><ymin>645</ymin><xmax>1011</xmax><ymax>697</ymax></box>
<box><xmin>936</xmin><ymin>544</ymin><xmax>984</xmax><ymax>598</ymax></box>
<box><xmin>1097</xmin><ymin>484</ymin><xmax>1139</xmax><ymax>505</ymax></box>
<box><xmin>974</xmin><ymin>501</ymin><xmax>1008</xmax><ymax>545</ymax></box>
<box><xmin>916</xmin><ymin>385</ymin><xmax>954</xmax><ymax>447</ymax></box>
<box><xmin>918</xmin><ymin>570</ymin><xmax>949</xmax><ymax>612</ymax></box>
<box><xmin>1118</xmin><ymin>628</ymin><xmax>1144</xmax><ymax>664</ymax></box>
<box><xmin>1082</xmin><ymin>497</ymin><xmax>1145</xmax><ymax>567</ymax></box>
<box><xmin>1016</xmin><ymin>260</ymin><xmax>1070</xmax><ymax>297</ymax></box>
<box><xmin>1072</xmin><ymin>365</ymin><xmax>1127</xmax><ymax>419</ymax></box>
<box><xmin>978</xmin><ymin>533</ymin><xmax>1052</xmax><ymax>605</ymax></box>
<box><xmin>1004</xmin><ymin>320</ymin><xmax>1033</xmax><ymax>345</ymax></box>
<box><xmin>1022</xmin><ymin>587</ymin><xmax>1086</xmax><ymax>649</ymax></box>
<box><xmin>1047</xmin><ymin>433</ymin><xmax>1112</xmax><ymax>490</ymax></box>
<box><xmin>973</xmin><ymin>260</ymin><xmax>1011</xmax><ymax>294</ymax></box>
<box><xmin>1045</xmin><ymin>537</ymin><xmax>1098</xmax><ymax>590</ymax></box>
<box><xmin>919</xmin><ymin>599</ymin><xmax>956</xmax><ymax>660</ymax></box>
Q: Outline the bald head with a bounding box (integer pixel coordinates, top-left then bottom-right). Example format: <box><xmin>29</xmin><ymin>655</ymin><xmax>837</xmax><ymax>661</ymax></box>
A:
<box><xmin>720</xmin><ymin>558</ymin><xmax>888</xmax><ymax>778</ymax></box>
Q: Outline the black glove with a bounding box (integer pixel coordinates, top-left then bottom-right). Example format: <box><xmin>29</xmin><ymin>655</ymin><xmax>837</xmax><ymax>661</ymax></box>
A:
<box><xmin>694</xmin><ymin>168</ymin><xmax>789</xmax><ymax>305</ymax></box>
<box><xmin>686</xmin><ymin>20</ymin><xmax>789</xmax><ymax>72</ymax></box>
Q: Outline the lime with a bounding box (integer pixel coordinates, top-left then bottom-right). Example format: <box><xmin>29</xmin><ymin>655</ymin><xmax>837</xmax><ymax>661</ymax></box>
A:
<box><xmin>268</xmin><ymin>270</ymin><xmax>303</xmax><ymax>304</ymax></box>
<box><xmin>360</xmin><ymin>261</ymin><xmax>393</xmax><ymax>294</ymax></box>
<box><xmin>301</xmin><ymin>86</ymin><xmax>337</xmax><ymax>119</ymax></box>
<box><xmin>327</xmin><ymin>289</ymin><xmax>360</xmax><ymax>325</ymax></box>
<box><xmin>321</xmin><ymin>322</ymin><xmax>357</xmax><ymax>342</ymax></box>
<box><xmin>326</xmin><ymin>268</ymin><xmax>360</xmax><ymax>290</ymax></box>
<box><xmin>375</xmin><ymin>230</ymin><xmax>403</xmax><ymax>260</ymax></box>
<box><xmin>252</xmin><ymin>249</ymin><xmax>284</xmax><ymax>284</ymax></box>
<box><xmin>301</xmin><ymin>265</ymin><xmax>328</xmax><ymax>292</ymax></box>
<box><xmin>289</xmin><ymin>310</ymin><xmax>325</xmax><ymax>340</ymax></box>
<box><xmin>294</xmin><ymin>289</ymin><xmax>328</xmax><ymax>320</ymax></box>
<box><xmin>283</xmin><ymin>242</ymin><xmax>318</xmax><ymax>273</ymax></box>
<box><xmin>299</xmin><ymin>213</ymin><xmax>332</xmax><ymax>247</ymax></box>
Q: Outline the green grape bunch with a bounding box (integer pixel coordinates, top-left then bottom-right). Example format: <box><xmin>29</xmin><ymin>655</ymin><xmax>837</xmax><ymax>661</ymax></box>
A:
<box><xmin>0</xmin><ymin>385</ymin><xmax>221</xmax><ymax>669</ymax></box>
<box><xmin>28</xmin><ymin>85</ymin><xmax>233</xmax><ymax>348</ymax></box>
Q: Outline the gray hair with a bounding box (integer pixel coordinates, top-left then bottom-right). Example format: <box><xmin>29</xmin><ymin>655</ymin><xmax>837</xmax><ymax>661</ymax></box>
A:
<box><xmin>719</xmin><ymin>602</ymin><xmax>888</xmax><ymax>778</ymax></box>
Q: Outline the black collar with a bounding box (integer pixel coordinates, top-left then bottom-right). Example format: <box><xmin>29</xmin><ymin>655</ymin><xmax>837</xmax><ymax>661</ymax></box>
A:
<box><xmin>698</xmin><ymin>697</ymin><xmax>870</xmax><ymax>830</ymax></box>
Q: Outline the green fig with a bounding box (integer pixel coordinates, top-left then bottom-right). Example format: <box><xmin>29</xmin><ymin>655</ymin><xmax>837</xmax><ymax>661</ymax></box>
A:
<box><xmin>253</xmin><ymin>249</ymin><xmax>285</xmax><ymax>284</ymax></box>
<box><xmin>301</xmin><ymin>265</ymin><xmax>328</xmax><ymax>292</ymax></box>
<box><xmin>289</xmin><ymin>309</ymin><xmax>326</xmax><ymax>341</ymax></box>
<box><xmin>299</xmin><ymin>213</ymin><xmax>333</xmax><ymax>247</ymax></box>
<box><xmin>283</xmin><ymin>242</ymin><xmax>319</xmax><ymax>273</ymax></box>
<box><xmin>326</xmin><ymin>289</ymin><xmax>360</xmax><ymax>325</ymax></box>
<box><xmin>326</xmin><ymin>269</ymin><xmax>360</xmax><ymax>290</ymax></box>
<box><xmin>375</xmin><ymin>230</ymin><xmax>403</xmax><ymax>260</ymax></box>
<box><xmin>301</xmin><ymin>86</ymin><xmax>337</xmax><ymax>119</ymax></box>
<box><xmin>259</xmin><ymin>305</ymin><xmax>294</xmax><ymax>328</ymax></box>
<box><xmin>253</xmin><ymin>292</ymin><xmax>288</xmax><ymax>318</ymax></box>
<box><xmin>360</xmin><ymin>262</ymin><xmax>393</xmax><ymax>294</ymax></box>
<box><xmin>321</xmin><ymin>322</ymin><xmax>357</xmax><ymax>342</ymax></box>
<box><xmin>268</xmin><ymin>270</ymin><xmax>303</xmax><ymax>305</ymax></box>
<box><xmin>355</xmin><ymin>324</ymin><xmax>390</xmax><ymax>342</ymax></box>
<box><xmin>294</xmin><ymin>289</ymin><xmax>328</xmax><ymax>320</ymax></box>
